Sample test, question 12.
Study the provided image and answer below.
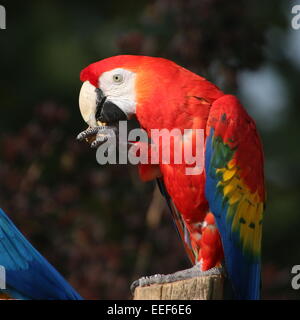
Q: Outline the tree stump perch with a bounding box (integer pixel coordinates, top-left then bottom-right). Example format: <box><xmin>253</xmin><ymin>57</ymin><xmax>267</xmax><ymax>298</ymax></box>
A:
<box><xmin>133</xmin><ymin>274</ymin><xmax>224</xmax><ymax>300</ymax></box>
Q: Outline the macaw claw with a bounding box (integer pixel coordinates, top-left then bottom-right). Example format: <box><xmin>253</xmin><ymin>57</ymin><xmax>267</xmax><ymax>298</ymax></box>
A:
<box><xmin>130</xmin><ymin>264</ymin><xmax>223</xmax><ymax>294</ymax></box>
<box><xmin>76</xmin><ymin>125</ymin><xmax>118</xmax><ymax>148</ymax></box>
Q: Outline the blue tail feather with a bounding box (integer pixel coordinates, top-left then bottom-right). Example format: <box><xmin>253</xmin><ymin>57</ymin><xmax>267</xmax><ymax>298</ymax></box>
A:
<box><xmin>0</xmin><ymin>208</ymin><xmax>82</xmax><ymax>300</ymax></box>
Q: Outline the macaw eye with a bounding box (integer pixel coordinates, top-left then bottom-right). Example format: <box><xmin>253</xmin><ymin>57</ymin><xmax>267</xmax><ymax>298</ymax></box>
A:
<box><xmin>112</xmin><ymin>74</ymin><xmax>124</xmax><ymax>83</ymax></box>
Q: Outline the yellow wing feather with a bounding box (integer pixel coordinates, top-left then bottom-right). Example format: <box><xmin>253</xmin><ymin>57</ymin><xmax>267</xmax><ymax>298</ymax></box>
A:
<box><xmin>216</xmin><ymin>166</ymin><xmax>263</xmax><ymax>257</ymax></box>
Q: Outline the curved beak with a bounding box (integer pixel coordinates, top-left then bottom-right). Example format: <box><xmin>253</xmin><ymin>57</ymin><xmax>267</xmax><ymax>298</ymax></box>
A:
<box><xmin>79</xmin><ymin>81</ymin><xmax>128</xmax><ymax>127</ymax></box>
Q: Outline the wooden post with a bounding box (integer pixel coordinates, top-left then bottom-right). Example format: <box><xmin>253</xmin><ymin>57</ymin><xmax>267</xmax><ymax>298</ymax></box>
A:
<box><xmin>133</xmin><ymin>274</ymin><xmax>224</xmax><ymax>300</ymax></box>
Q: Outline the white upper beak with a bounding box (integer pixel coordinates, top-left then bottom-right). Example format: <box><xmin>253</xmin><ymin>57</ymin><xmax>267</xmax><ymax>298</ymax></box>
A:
<box><xmin>79</xmin><ymin>81</ymin><xmax>98</xmax><ymax>127</ymax></box>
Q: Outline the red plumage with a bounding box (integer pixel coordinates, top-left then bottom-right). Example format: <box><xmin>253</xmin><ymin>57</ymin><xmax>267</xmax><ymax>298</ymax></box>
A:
<box><xmin>80</xmin><ymin>55</ymin><xmax>264</xmax><ymax>276</ymax></box>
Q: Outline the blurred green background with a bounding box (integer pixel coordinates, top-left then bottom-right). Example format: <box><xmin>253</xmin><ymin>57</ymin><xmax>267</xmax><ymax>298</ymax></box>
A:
<box><xmin>0</xmin><ymin>0</ymin><xmax>299</xmax><ymax>299</ymax></box>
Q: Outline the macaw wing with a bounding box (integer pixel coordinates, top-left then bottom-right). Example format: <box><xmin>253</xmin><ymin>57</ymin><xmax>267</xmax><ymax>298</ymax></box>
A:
<box><xmin>205</xmin><ymin>95</ymin><xmax>265</xmax><ymax>300</ymax></box>
<box><xmin>0</xmin><ymin>208</ymin><xmax>82</xmax><ymax>300</ymax></box>
<box><xmin>156</xmin><ymin>178</ymin><xmax>196</xmax><ymax>265</ymax></box>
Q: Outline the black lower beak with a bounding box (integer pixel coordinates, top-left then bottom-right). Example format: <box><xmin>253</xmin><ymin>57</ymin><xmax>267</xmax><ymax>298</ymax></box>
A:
<box><xmin>95</xmin><ymin>88</ymin><xmax>128</xmax><ymax>123</ymax></box>
<box><xmin>98</xmin><ymin>101</ymin><xmax>128</xmax><ymax>123</ymax></box>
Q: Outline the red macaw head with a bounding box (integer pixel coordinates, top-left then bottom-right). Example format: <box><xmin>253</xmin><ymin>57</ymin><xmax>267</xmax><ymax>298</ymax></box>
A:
<box><xmin>79</xmin><ymin>55</ymin><xmax>209</xmax><ymax>130</ymax></box>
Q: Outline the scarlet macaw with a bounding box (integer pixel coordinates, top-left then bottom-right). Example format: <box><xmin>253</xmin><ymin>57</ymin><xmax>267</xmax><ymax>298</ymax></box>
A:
<box><xmin>0</xmin><ymin>208</ymin><xmax>82</xmax><ymax>299</ymax></box>
<box><xmin>77</xmin><ymin>55</ymin><xmax>265</xmax><ymax>300</ymax></box>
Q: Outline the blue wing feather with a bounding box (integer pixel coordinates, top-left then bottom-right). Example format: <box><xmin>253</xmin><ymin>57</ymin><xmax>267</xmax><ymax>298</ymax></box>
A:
<box><xmin>0</xmin><ymin>208</ymin><xmax>82</xmax><ymax>300</ymax></box>
<box><xmin>205</xmin><ymin>129</ymin><xmax>261</xmax><ymax>300</ymax></box>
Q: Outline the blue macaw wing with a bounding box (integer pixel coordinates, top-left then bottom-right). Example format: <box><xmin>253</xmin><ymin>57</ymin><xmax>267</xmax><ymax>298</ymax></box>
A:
<box><xmin>0</xmin><ymin>208</ymin><xmax>82</xmax><ymax>300</ymax></box>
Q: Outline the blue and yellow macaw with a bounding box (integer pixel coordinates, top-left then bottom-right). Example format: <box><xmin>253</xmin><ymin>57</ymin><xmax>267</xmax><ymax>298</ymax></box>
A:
<box><xmin>0</xmin><ymin>208</ymin><xmax>82</xmax><ymax>300</ymax></box>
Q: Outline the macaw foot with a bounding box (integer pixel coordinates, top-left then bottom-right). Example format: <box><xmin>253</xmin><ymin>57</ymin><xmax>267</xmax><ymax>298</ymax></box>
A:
<box><xmin>77</xmin><ymin>125</ymin><xmax>118</xmax><ymax>148</ymax></box>
<box><xmin>130</xmin><ymin>263</ymin><xmax>224</xmax><ymax>294</ymax></box>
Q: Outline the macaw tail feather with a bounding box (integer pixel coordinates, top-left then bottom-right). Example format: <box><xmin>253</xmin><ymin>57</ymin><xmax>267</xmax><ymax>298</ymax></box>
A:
<box><xmin>0</xmin><ymin>208</ymin><xmax>83</xmax><ymax>300</ymax></box>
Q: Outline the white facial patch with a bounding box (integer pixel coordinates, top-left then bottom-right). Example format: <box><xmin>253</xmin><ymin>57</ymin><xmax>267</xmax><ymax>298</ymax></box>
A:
<box><xmin>99</xmin><ymin>68</ymin><xmax>137</xmax><ymax>118</ymax></box>
<box><xmin>79</xmin><ymin>81</ymin><xmax>98</xmax><ymax>127</ymax></box>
